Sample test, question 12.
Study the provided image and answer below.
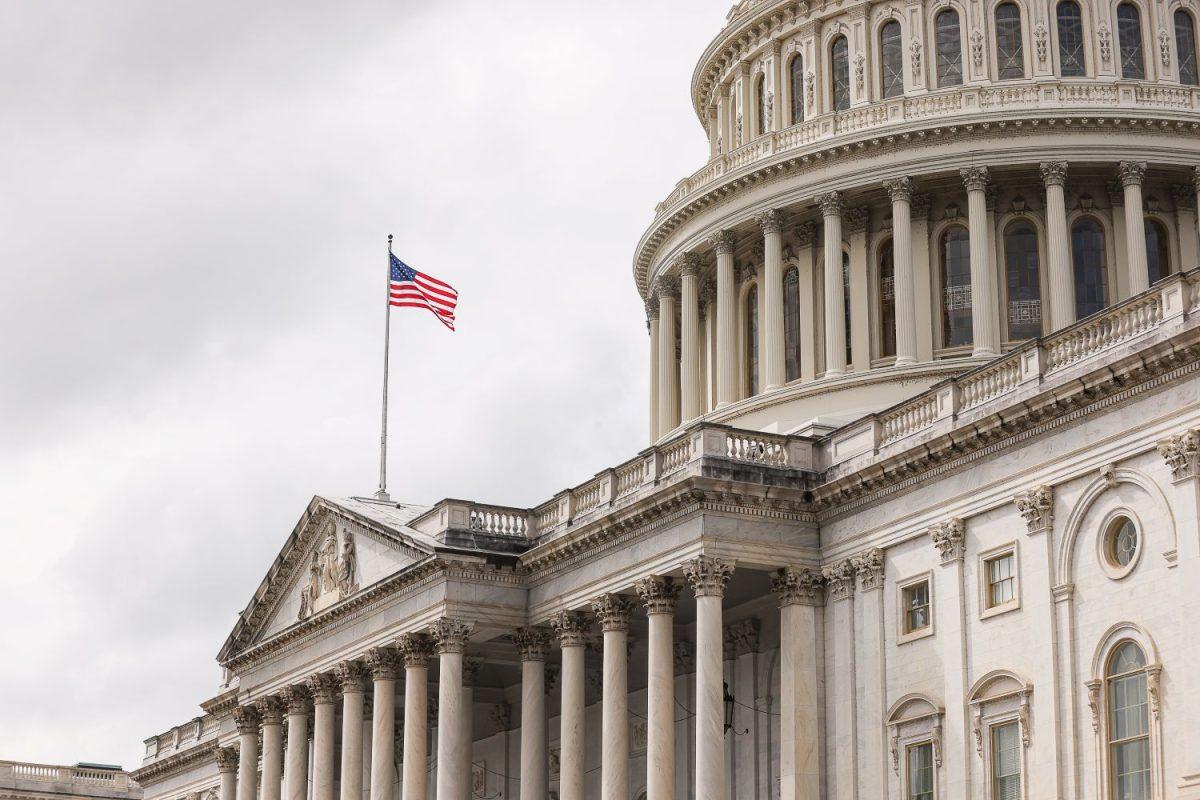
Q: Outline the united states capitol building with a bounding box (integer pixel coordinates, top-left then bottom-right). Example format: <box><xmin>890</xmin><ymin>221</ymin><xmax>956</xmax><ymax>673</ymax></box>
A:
<box><xmin>133</xmin><ymin>2</ymin><xmax>1200</xmax><ymax>799</ymax></box>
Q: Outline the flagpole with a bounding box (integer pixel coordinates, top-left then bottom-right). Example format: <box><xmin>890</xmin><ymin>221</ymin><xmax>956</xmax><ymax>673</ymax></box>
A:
<box><xmin>374</xmin><ymin>234</ymin><xmax>393</xmax><ymax>502</ymax></box>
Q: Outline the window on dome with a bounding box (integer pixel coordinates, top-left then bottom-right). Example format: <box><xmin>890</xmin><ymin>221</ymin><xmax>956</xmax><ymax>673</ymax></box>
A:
<box><xmin>756</xmin><ymin>74</ymin><xmax>767</xmax><ymax>136</ymax></box>
<box><xmin>1057</xmin><ymin>1</ymin><xmax>1086</xmax><ymax>76</ymax></box>
<box><xmin>940</xmin><ymin>225</ymin><xmax>973</xmax><ymax>348</ymax></box>
<box><xmin>995</xmin><ymin>3</ymin><xmax>1026</xmax><ymax>79</ymax></box>
<box><xmin>881</xmin><ymin>20</ymin><xmax>905</xmax><ymax>98</ymax></box>
<box><xmin>746</xmin><ymin>284</ymin><xmax>760</xmax><ymax>397</ymax></box>
<box><xmin>935</xmin><ymin>9</ymin><xmax>964</xmax><ymax>87</ymax></box>
<box><xmin>784</xmin><ymin>267</ymin><xmax>801</xmax><ymax>382</ymax></box>
<box><xmin>1106</xmin><ymin>642</ymin><xmax>1151</xmax><ymax>800</ymax></box>
<box><xmin>1177</xmin><ymin>11</ymin><xmax>1199</xmax><ymax>85</ymax></box>
<box><xmin>832</xmin><ymin>36</ymin><xmax>851</xmax><ymax>111</ymax></box>
<box><xmin>879</xmin><ymin>239</ymin><xmax>896</xmax><ymax>357</ymax></box>
<box><xmin>1071</xmin><ymin>217</ymin><xmax>1108</xmax><ymax>318</ymax></box>
<box><xmin>1118</xmin><ymin>3</ymin><xmax>1145</xmax><ymax>79</ymax></box>
<box><xmin>842</xmin><ymin>250</ymin><xmax>852</xmax><ymax>364</ymax></box>
<box><xmin>1003</xmin><ymin>221</ymin><xmax>1042</xmax><ymax>340</ymax></box>
<box><xmin>789</xmin><ymin>54</ymin><xmax>805</xmax><ymax>124</ymax></box>
<box><xmin>1145</xmin><ymin>219</ymin><xmax>1171</xmax><ymax>284</ymax></box>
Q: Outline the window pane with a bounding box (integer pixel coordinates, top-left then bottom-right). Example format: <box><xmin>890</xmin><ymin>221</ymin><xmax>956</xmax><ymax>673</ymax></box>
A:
<box><xmin>747</xmin><ymin>285</ymin><xmax>759</xmax><ymax>396</ymax></box>
<box><xmin>880</xmin><ymin>240</ymin><xmax>896</xmax><ymax>357</ymax></box>
<box><xmin>790</xmin><ymin>55</ymin><xmax>805</xmax><ymax>123</ymax></box>
<box><xmin>1177</xmin><ymin>11</ymin><xmax>1199</xmax><ymax>85</ymax></box>
<box><xmin>904</xmin><ymin>581</ymin><xmax>930</xmax><ymax>632</ymax></box>
<box><xmin>784</xmin><ymin>268</ymin><xmax>801</xmax><ymax>382</ymax></box>
<box><xmin>1110</xmin><ymin>518</ymin><xmax>1138</xmax><ymax>567</ymax></box>
<box><xmin>832</xmin><ymin>37</ymin><xmax>851</xmax><ymax>111</ymax></box>
<box><xmin>907</xmin><ymin>743</ymin><xmax>934</xmax><ymax>800</ymax></box>
<box><xmin>988</xmin><ymin>554</ymin><xmax>1015</xmax><ymax>607</ymax></box>
<box><xmin>1145</xmin><ymin>220</ymin><xmax>1170</xmax><ymax>284</ymax></box>
<box><xmin>1004</xmin><ymin>222</ymin><xmax>1042</xmax><ymax>340</ymax></box>
<box><xmin>941</xmin><ymin>226</ymin><xmax>973</xmax><ymax>347</ymax></box>
<box><xmin>1057</xmin><ymin>1</ymin><xmax>1086</xmax><ymax>76</ymax></box>
<box><xmin>1112</xmin><ymin>738</ymin><xmax>1151</xmax><ymax>800</ymax></box>
<box><xmin>1072</xmin><ymin>218</ymin><xmax>1108</xmax><ymax>318</ymax></box>
<box><xmin>991</xmin><ymin>723</ymin><xmax>1022</xmax><ymax>800</ymax></box>
<box><xmin>1118</xmin><ymin>3</ymin><xmax>1145</xmax><ymax>79</ymax></box>
<box><xmin>996</xmin><ymin>4</ymin><xmax>1026</xmax><ymax>79</ymax></box>
<box><xmin>1108</xmin><ymin>642</ymin><xmax>1146</xmax><ymax>676</ymax></box>
<box><xmin>881</xmin><ymin>21</ymin><xmax>905</xmax><ymax>98</ymax></box>
<box><xmin>843</xmin><ymin>251</ymin><xmax>852</xmax><ymax>363</ymax></box>
<box><xmin>936</xmin><ymin>10</ymin><xmax>964</xmax><ymax>87</ymax></box>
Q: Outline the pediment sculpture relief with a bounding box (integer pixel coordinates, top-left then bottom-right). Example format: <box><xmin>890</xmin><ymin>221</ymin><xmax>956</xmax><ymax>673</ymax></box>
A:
<box><xmin>298</xmin><ymin>526</ymin><xmax>359</xmax><ymax>621</ymax></box>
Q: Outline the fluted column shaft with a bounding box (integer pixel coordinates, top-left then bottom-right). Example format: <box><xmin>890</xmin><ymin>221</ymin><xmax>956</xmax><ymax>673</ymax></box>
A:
<box><xmin>1042</xmin><ymin>162</ymin><xmax>1074</xmax><ymax>330</ymax></box>
<box><xmin>685</xmin><ymin>557</ymin><xmax>734</xmax><ymax>800</ymax></box>
<box><xmin>1122</xmin><ymin>161</ymin><xmax>1150</xmax><ymax>293</ymax></box>
<box><xmin>636</xmin><ymin>577</ymin><xmax>681</xmax><ymax>800</ymax></box>
<box><xmin>218</xmin><ymin>751</ymin><xmax>238</xmax><ymax>800</ymax></box>
<box><xmin>680</xmin><ymin>256</ymin><xmax>702</xmax><ymax>422</ymax></box>
<box><xmin>258</xmin><ymin>700</ymin><xmax>285</xmax><ymax>800</ymax></box>
<box><xmin>818</xmin><ymin>193</ymin><xmax>847</xmax><ymax>376</ymax></box>
<box><xmin>282</xmin><ymin>689</ymin><xmax>310</xmax><ymax>800</ymax></box>
<box><xmin>367</xmin><ymin>650</ymin><xmax>400</xmax><ymax>800</ymax></box>
<box><xmin>657</xmin><ymin>282</ymin><xmax>680</xmax><ymax>435</ymax></box>
<box><xmin>648</xmin><ymin>310</ymin><xmax>660</xmax><ymax>442</ymax></box>
<box><xmin>335</xmin><ymin>664</ymin><xmax>365</xmax><ymax>800</ymax></box>
<box><xmin>433</xmin><ymin>619</ymin><xmax>472</xmax><ymax>800</ymax></box>
<box><xmin>713</xmin><ymin>231</ymin><xmax>737</xmax><ymax>406</ymax></box>
<box><xmin>400</xmin><ymin>634</ymin><xmax>434</xmax><ymax>800</ymax></box>
<box><xmin>961</xmin><ymin>167</ymin><xmax>999</xmax><ymax>356</ymax></box>
<box><xmin>513</xmin><ymin>628</ymin><xmax>550</xmax><ymax>800</ymax></box>
<box><xmin>552</xmin><ymin>612</ymin><xmax>588</xmax><ymax>800</ymax></box>
<box><xmin>885</xmin><ymin>180</ymin><xmax>917</xmax><ymax>365</ymax></box>
<box><xmin>772</xmin><ymin>569</ymin><xmax>822</xmax><ymax>800</ymax></box>
<box><xmin>308</xmin><ymin>677</ymin><xmax>338</xmax><ymax>800</ymax></box>
<box><xmin>234</xmin><ymin>708</ymin><xmax>259</xmax><ymax>800</ymax></box>
<box><xmin>592</xmin><ymin>595</ymin><xmax>633</xmax><ymax>800</ymax></box>
<box><xmin>759</xmin><ymin>210</ymin><xmax>786</xmax><ymax>389</ymax></box>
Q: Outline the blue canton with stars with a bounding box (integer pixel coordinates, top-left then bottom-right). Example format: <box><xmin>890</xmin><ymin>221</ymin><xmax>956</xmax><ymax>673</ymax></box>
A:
<box><xmin>390</xmin><ymin>253</ymin><xmax>416</xmax><ymax>282</ymax></box>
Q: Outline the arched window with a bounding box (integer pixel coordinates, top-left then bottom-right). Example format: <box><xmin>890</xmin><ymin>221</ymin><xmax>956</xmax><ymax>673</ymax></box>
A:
<box><xmin>842</xmin><ymin>251</ymin><xmax>853</xmax><ymax>363</ymax></box>
<box><xmin>1106</xmin><ymin>642</ymin><xmax>1151</xmax><ymax>800</ymax></box>
<box><xmin>1118</xmin><ymin>3</ymin><xmax>1146</xmax><ymax>79</ymax></box>
<box><xmin>746</xmin><ymin>284</ymin><xmax>760</xmax><ymax>396</ymax></box>
<box><xmin>935</xmin><ymin>9</ymin><xmax>964</xmax><ymax>87</ymax></box>
<box><xmin>879</xmin><ymin>239</ymin><xmax>897</xmax><ymax>357</ymax></box>
<box><xmin>941</xmin><ymin>226</ymin><xmax>973</xmax><ymax>347</ymax></box>
<box><xmin>789</xmin><ymin>54</ymin><xmax>805</xmax><ymax>124</ymax></box>
<box><xmin>1177</xmin><ymin>11</ymin><xmax>1199</xmax><ymax>85</ymax></box>
<box><xmin>995</xmin><ymin>3</ymin><xmax>1026</xmax><ymax>79</ymax></box>
<box><xmin>831</xmin><ymin>36</ymin><xmax>851</xmax><ymax>111</ymax></box>
<box><xmin>756</xmin><ymin>74</ymin><xmax>767</xmax><ymax>136</ymax></box>
<box><xmin>1145</xmin><ymin>219</ymin><xmax>1171</xmax><ymax>284</ymax></box>
<box><xmin>1072</xmin><ymin>217</ymin><xmax>1108</xmax><ymax>318</ymax></box>
<box><xmin>1057</xmin><ymin>1</ymin><xmax>1086</xmax><ymax>76</ymax></box>
<box><xmin>1004</xmin><ymin>221</ymin><xmax>1042</xmax><ymax>340</ymax></box>
<box><xmin>784</xmin><ymin>267</ymin><xmax>801</xmax><ymax>381</ymax></box>
<box><xmin>881</xmin><ymin>20</ymin><xmax>905</xmax><ymax>98</ymax></box>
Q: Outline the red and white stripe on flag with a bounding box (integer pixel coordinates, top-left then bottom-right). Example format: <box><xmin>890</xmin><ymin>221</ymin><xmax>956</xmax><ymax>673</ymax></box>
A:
<box><xmin>389</xmin><ymin>254</ymin><xmax>458</xmax><ymax>331</ymax></box>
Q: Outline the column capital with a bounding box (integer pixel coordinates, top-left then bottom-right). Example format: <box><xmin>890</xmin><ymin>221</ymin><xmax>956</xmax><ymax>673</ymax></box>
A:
<box><xmin>910</xmin><ymin>193</ymin><xmax>932</xmax><ymax>220</ymax></box>
<box><xmin>929</xmin><ymin>518</ymin><xmax>967</xmax><ymax>564</ymax></box>
<box><xmin>590</xmin><ymin>593</ymin><xmax>634</xmax><ymax>632</ymax></box>
<box><xmin>816</xmin><ymin>191</ymin><xmax>844</xmax><ymax>217</ymax></box>
<box><xmin>771</xmin><ymin>566</ymin><xmax>824</xmax><ymax>606</ymax></box>
<box><xmin>256</xmin><ymin>695</ymin><xmax>285</xmax><ymax>726</ymax></box>
<box><xmin>511</xmin><ymin>626</ymin><xmax>553</xmax><ymax>662</ymax></box>
<box><xmin>655</xmin><ymin>275</ymin><xmax>680</xmax><ymax>300</ymax></box>
<box><xmin>397</xmin><ymin>632</ymin><xmax>436</xmax><ymax>667</ymax></box>
<box><xmin>336</xmin><ymin>660</ymin><xmax>367</xmax><ymax>693</ymax></box>
<box><xmin>217</xmin><ymin>746</ymin><xmax>239</xmax><ymax>773</ymax></box>
<box><xmin>280</xmin><ymin>684</ymin><xmax>311</xmax><ymax>715</ymax></box>
<box><xmin>884</xmin><ymin>177</ymin><xmax>915</xmax><ymax>203</ymax></box>
<box><xmin>677</xmin><ymin>251</ymin><xmax>703</xmax><ymax>277</ymax></box>
<box><xmin>723</xmin><ymin>617</ymin><xmax>760</xmax><ymax>658</ymax></box>
<box><xmin>1014</xmin><ymin>485</ymin><xmax>1055</xmax><ymax>534</ymax></box>
<box><xmin>1118</xmin><ymin>160</ymin><xmax>1148</xmax><ymax>187</ymax></box>
<box><xmin>1172</xmin><ymin>183</ymin><xmax>1196</xmax><ymax>210</ymax></box>
<box><xmin>960</xmin><ymin>166</ymin><xmax>990</xmax><ymax>193</ymax></box>
<box><xmin>684</xmin><ymin>555</ymin><xmax>735</xmax><ymax>597</ymax></box>
<box><xmin>634</xmin><ymin>575</ymin><xmax>681</xmax><ymax>615</ymax></box>
<box><xmin>645</xmin><ymin>299</ymin><xmax>660</xmax><ymax>323</ymax></box>
<box><xmin>793</xmin><ymin>220</ymin><xmax>817</xmax><ymax>247</ymax></box>
<box><xmin>305</xmin><ymin>673</ymin><xmax>340</xmax><ymax>705</ymax></box>
<box><xmin>709</xmin><ymin>229</ymin><xmax>737</xmax><ymax>255</ymax></box>
<box><xmin>1040</xmin><ymin>161</ymin><xmax>1069</xmax><ymax>187</ymax></box>
<box><xmin>1106</xmin><ymin>180</ymin><xmax>1125</xmax><ymax>207</ymax></box>
<box><xmin>550</xmin><ymin>609</ymin><xmax>591</xmax><ymax>647</ymax></box>
<box><xmin>1193</xmin><ymin>166</ymin><xmax>1200</xmax><ymax>194</ymax></box>
<box><xmin>851</xmin><ymin>548</ymin><xmax>885</xmax><ymax>591</ymax></box>
<box><xmin>821</xmin><ymin>560</ymin><xmax>856</xmax><ymax>602</ymax></box>
<box><xmin>430</xmin><ymin>618</ymin><xmax>473</xmax><ymax>654</ymax></box>
<box><xmin>845</xmin><ymin>206</ymin><xmax>869</xmax><ymax>235</ymax></box>
<box><xmin>755</xmin><ymin>208</ymin><xmax>786</xmax><ymax>235</ymax></box>
<box><xmin>367</xmin><ymin>646</ymin><xmax>402</xmax><ymax>680</ymax></box>
<box><xmin>234</xmin><ymin>704</ymin><xmax>261</xmax><ymax>735</ymax></box>
<box><xmin>1158</xmin><ymin>428</ymin><xmax>1200</xmax><ymax>482</ymax></box>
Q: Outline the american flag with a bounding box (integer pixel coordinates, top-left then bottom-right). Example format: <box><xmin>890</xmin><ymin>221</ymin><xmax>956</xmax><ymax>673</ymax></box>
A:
<box><xmin>389</xmin><ymin>253</ymin><xmax>458</xmax><ymax>331</ymax></box>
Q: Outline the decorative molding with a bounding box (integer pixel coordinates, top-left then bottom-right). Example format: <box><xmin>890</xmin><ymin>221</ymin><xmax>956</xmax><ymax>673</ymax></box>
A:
<box><xmin>755</xmin><ymin>208</ymin><xmax>785</xmax><ymax>235</ymax></box>
<box><xmin>1118</xmin><ymin>161</ymin><xmax>1148</xmax><ymax>188</ymax></box>
<box><xmin>1034</xmin><ymin>23</ymin><xmax>1048</xmax><ymax>65</ymax></box>
<box><xmin>771</xmin><ymin>565</ymin><xmax>824</xmax><ymax>606</ymax></box>
<box><xmin>970</xmin><ymin>29</ymin><xmax>984</xmax><ymax>67</ymax></box>
<box><xmin>256</xmin><ymin>695</ymin><xmax>285</xmax><ymax>726</ymax></box>
<box><xmin>884</xmin><ymin>177</ymin><xmax>914</xmax><ymax>203</ymax></box>
<box><xmin>822</xmin><ymin>559</ymin><xmax>856</xmax><ymax>601</ymax></box>
<box><xmin>1040</xmin><ymin>161</ymin><xmax>1068</xmax><ymax>187</ymax></box>
<box><xmin>1098</xmin><ymin>23</ymin><xmax>1113</xmax><ymax>64</ymax></box>
<box><xmin>793</xmin><ymin>220</ymin><xmax>818</xmax><ymax>248</ymax></box>
<box><xmin>845</xmin><ymin>207</ymin><xmax>869</xmax><ymax>235</ymax></box>
<box><xmin>430</xmin><ymin>618</ymin><xmax>473</xmax><ymax>654</ymax></box>
<box><xmin>930</xmin><ymin>518</ymin><xmax>966</xmax><ymax>564</ymax></box>
<box><xmin>367</xmin><ymin>646</ymin><xmax>402</xmax><ymax>680</ymax></box>
<box><xmin>910</xmin><ymin>38</ymin><xmax>922</xmax><ymax>77</ymax></box>
<box><xmin>1157</xmin><ymin>429</ymin><xmax>1199</xmax><ymax>482</ymax></box>
<box><xmin>723</xmin><ymin>617</ymin><xmax>761</xmax><ymax>658</ymax></box>
<box><xmin>709</xmin><ymin>229</ymin><xmax>737</xmax><ymax>255</ymax></box>
<box><xmin>215</xmin><ymin>747</ymin><xmax>238</xmax><ymax>774</ymax></box>
<box><xmin>511</xmin><ymin>626</ymin><xmax>552</xmax><ymax>662</ymax></box>
<box><xmin>960</xmin><ymin>166</ymin><xmax>989</xmax><ymax>193</ymax></box>
<box><xmin>397</xmin><ymin>632</ymin><xmax>436</xmax><ymax>668</ymax></box>
<box><xmin>677</xmin><ymin>251</ymin><xmax>703</xmax><ymax>277</ymax></box>
<box><xmin>1086</xmin><ymin>679</ymin><xmax>1102</xmax><ymax>732</ymax></box>
<box><xmin>336</xmin><ymin>660</ymin><xmax>366</xmax><ymax>693</ymax></box>
<box><xmin>305</xmin><ymin>672</ymin><xmax>339</xmax><ymax>705</ymax></box>
<box><xmin>233</xmin><ymin>704</ymin><xmax>259</xmax><ymax>735</ymax></box>
<box><xmin>1013</xmin><ymin>485</ymin><xmax>1054</xmax><ymax>535</ymax></box>
<box><xmin>591</xmin><ymin>593</ymin><xmax>634</xmax><ymax>632</ymax></box>
<box><xmin>281</xmin><ymin>684</ymin><xmax>310</xmax><ymax>714</ymax></box>
<box><xmin>634</xmin><ymin>575</ymin><xmax>681</xmax><ymax>615</ymax></box>
<box><xmin>816</xmin><ymin>191</ymin><xmax>844</xmax><ymax>218</ymax></box>
<box><xmin>1172</xmin><ymin>183</ymin><xmax>1196</xmax><ymax>211</ymax></box>
<box><xmin>551</xmin><ymin>609</ymin><xmax>590</xmax><ymax>647</ymax></box>
<box><xmin>684</xmin><ymin>555</ymin><xmax>735</xmax><ymax>597</ymax></box>
<box><xmin>852</xmin><ymin>548</ymin><xmax>885</xmax><ymax>591</ymax></box>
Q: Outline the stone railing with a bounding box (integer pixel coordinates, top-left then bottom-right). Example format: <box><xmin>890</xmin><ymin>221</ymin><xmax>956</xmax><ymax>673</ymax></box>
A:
<box><xmin>653</xmin><ymin>79</ymin><xmax>1200</xmax><ymax>217</ymax></box>
<box><xmin>0</xmin><ymin>762</ymin><xmax>131</xmax><ymax>789</ymax></box>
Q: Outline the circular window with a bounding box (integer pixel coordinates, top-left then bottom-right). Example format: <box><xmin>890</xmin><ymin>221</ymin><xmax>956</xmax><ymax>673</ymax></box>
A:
<box><xmin>1100</xmin><ymin>514</ymin><xmax>1142</xmax><ymax>578</ymax></box>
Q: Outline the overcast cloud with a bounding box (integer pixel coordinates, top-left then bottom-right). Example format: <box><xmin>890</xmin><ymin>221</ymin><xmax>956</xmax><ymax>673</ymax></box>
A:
<box><xmin>0</xmin><ymin>0</ymin><xmax>728</xmax><ymax>769</ymax></box>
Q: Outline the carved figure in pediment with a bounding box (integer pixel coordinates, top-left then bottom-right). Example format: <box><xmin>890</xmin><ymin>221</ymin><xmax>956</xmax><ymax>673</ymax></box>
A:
<box><xmin>299</xmin><ymin>552</ymin><xmax>320</xmax><ymax>619</ymax></box>
<box><xmin>319</xmin><ymin>530</ymin><xmax>339</xmax><ymax>595</ymax></box>
<box><xmin>338</xmin><ymin>534</ymin><xmax>359</xmax><ymax>595</ymax></box>
<box><xmin>298</xmin><ymin>524</ymin><xmax>362</xmax><ymax>621</ymax></box>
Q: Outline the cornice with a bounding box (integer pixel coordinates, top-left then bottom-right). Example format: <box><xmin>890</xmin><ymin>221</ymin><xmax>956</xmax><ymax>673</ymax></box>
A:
<box><xmin>130</xmin><ymin>739</ymin><xmax>218</xmax><ymax>785</ymax></box>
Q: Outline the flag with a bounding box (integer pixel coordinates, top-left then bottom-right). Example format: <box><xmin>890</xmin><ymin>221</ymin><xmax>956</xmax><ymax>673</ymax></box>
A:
<box><xmin>389</xmin><ymin>253</ymin><xmax>458</xmax><ymax>331</ymax></box>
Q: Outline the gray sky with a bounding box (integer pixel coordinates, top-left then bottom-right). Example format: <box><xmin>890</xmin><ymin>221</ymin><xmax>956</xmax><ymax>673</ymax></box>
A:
<box><xmin>0</xmin><ymin>0</ymin><xmax>728</xmax><ymax>770</ymax></box>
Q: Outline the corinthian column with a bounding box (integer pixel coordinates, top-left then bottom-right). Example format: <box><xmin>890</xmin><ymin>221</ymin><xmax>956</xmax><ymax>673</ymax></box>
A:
<box><xmin>817</xmin><ymin>193</ymin><xmax>847</xmax><ymax>376</ymax></box>
<box><xmin>711</xmin><ymin>230</ymin><xmax>738</xmax><ymax>406</ymax></box>
<box><xmin>256</xmin><ymin>697</ymin><xmax>285</xmax><ymax>800</ymax></box>
<box><xmin>234</xmin><ymin>706</ymin><xmax>259</xmax><ymax>800</ymax></box>
<box><xmin>307</xmin><ymin>674</ymin><xmax>340</xmax><ymax>800</ymax></box>
<box><xmin>647</xmin><ymin>303</ymin><xmax>660</xmax><ymax>442</ymax></box>
<box><xmin>591</xmin><ymin>593</ymin><xmax>634</xmax><ymax>800</ymax></box>
<box><xmin>757</xmin><ymin>209</ymin><xmax>786</xmax><ymax>389</ymax></box>
<box><xmin>367</xmin><ymin>648</ymin><xmax>400</xmax><ymax>800</ymax></box>
<box><xmin>432</xmin><ymin>618</ymin><xmax>473</xmax><ymax>800</ymax></box>
<box><xmin>679</xmin><ymin>254</ymin><xmax>703</xmax><ymax>422</ymax></box>
<box><xmin>884</xmin><ymin>179</ymin><xmax>918</xmax><ymax>365</ymax></box>
<box><xmin>635</xmin><ymin>576</ymin><xmax>681</xmax><ymax>800</ymax></box>
<box><xmin>513</xmin><ymin>627</ymin><xmax>552</xmax><ymax>800</ymax></box>
<box><xmin>551</xmin><ymin>611</ymin><xmax>589</xmax><ymax>800</ymax></box>
<box><xmin>1041</xmin><ymin>162</ymin><xmax>1074</xmax><ymax>330</ymax></box>
<box><xmin>334</xmin><ymin>662</ymin><xmax>366</xmax><ymax>800</ymax></box>
<box><xmin>281</xmin><ymin>686</ymin><xmax>310</xmax><ymax>800</ymax></box>
<box><xmin>684</xmin><ymin>556</ymin><xmax>735</xmax><ymax>800</ymax></box>
<box><xmin>1121</xmin><ymin>161</ymin><xmax>1150</xmax><ymax>293</ymax></box>
<box><xmin>657</xmin><ymin>277</ymin><xmax>681</xmax><ymax>434</ymax></box>
<box><xmin>217</xmin><ymin>747</ymin><xmax>239</xmax><ymax>800</ymax></box>
<box><xmin>961</xmin><ymin>167</ymin><xmax>999</xmax><ymax>356</ymax></box>
<box><xmin>398</xmin><ymin>633</ymin><xmax>435</xmax><ymax>800</ymax></box>
<box><xmin>771</xmin><ymin>568</ymin><xmax>823</xmax><ymax>800</ymax></box>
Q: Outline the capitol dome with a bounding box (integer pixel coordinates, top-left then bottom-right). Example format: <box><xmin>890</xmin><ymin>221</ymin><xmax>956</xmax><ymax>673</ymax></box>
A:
<box><xmin>638</xmin><ymin>0</ymin><xmax>1200</xmax><ymax>441</ymax></box>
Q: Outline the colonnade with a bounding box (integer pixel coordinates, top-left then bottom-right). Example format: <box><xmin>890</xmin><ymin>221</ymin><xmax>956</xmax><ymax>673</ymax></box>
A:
<box><xmin>216</xmin><ymin>560</ymin><xmax>826</xmax><ymax>800</ymax></box>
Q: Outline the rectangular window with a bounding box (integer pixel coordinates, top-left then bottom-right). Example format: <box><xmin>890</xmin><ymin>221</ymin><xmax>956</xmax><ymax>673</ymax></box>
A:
<box><xmin>986</xmin><ymin>552</ymin><xmax>1016</xmax><ymax>608</ymax></box>
<box><xmin>906</xmin><ymin>742</ymin><xmax>934</xmax><ymax>800</ymax></box>
<box><xmin>903</xmin><ymin>580</ymin><xmax>931</xmax><ymax>633</ymax></box>
<box><xmin>991</xmin><ymin>722</ymin><xmax>1022</xmax><ymax>800</ymax></box>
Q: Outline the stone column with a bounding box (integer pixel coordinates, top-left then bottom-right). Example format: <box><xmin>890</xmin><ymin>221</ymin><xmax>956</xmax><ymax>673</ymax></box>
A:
<box><xmin>712</xmin><ymin>230</ymin><xmax>738</xmax><ymax>406</ymax></box>
<box><xmin>648</xmin><ymin>303</ymin><xmax>660</xmax><ymax>443</ymax></box>
<box><xmin>551</xmin><ymin>611</ymin><xmax>589</xmax><ymax>800</ymax></box>
<box><xmin>433</xmin><ymin>619</ymin><xmax>473</xmax><ymax>800</ymax></box>
<box><xmin>331</xmin><ymin>663</ymin><xmax>364</xmax><ymax>800</ymax></box>
<box><xmin>911</xmin><ymin>194</ymin><xmax>935</xmax><ymax>360</ymax></box>
<box><xmin>635</xmin><ymin>576</ymin><xmax>682</xmax><ymax>800</ymax></box>
<box><xmin>462</xmin><ymin>659</ymin><xmax>482</xmax><ymax>800</ymax></box>
<box><xmin>817</xmin><ymin>192</ymin><xmax>847</xmax><ymax>376</ymax></box>
<box><xmin>884</xmin><ymin>178</ymin><xmax>918</xmax><ymax>365</ymax></box>
<box><xmin>657</xmin><ymin>277</ymin><xmax>680</xmax><ymax>435</ymax></box>
<box><xmin>367</xmin><ymin>648</ymin><xmax>401</xmax><ymax>800</ymax></box>
<box><xmin>852</xmin><ymin>550</ymin><xmax>887</xmax><ymax>800</ymax></box>
<box><xmin>821</xmin><ymin>561</ymin><xmax>857</xmax><ymax>800</ymax></box>
<box><xmin>1173</xmin><ymin>184</ymin><xmax>1199</xmax><ymax>272</ymax></box>
<box><xmin>257</xmin><ymin>698</ymin><xmax>285</xmax><ymax>800</ymax></box>
<box><xmin>591</xmin><ymin>593</ymin><xmax>634</xmax><ymax>800</ymax></box>
<box><xmin>846</xmin><ymin>207</ymin><xmax>870</xmax><ymax>372</ymax></box>
<box><xmin>234</xmin><ymin>706</ymin><xmax>260</xmax><ymax>800</ymax></box>
<box><xmin>217</xmin><ymin>747</ymin><xmax>239</xmax><ymax>800</ymax></box>
<box><xmin>1039</xmin><ymin>162</ymin><xmax>1074</xmax><ymax>331</ymax></box>
<box><xmin>684</xmin><ymin>556</ymin><xmax>735</xmax><ymax>800</ymax></box>
<box><xmin>794</xmin><ymin>222</ymin><xmax>818</xmax><ymax>381</ymax></box>
<box><xmin>281</xmin><ymin>686</ymin><xmax>311</xmax><ymax>800</ymax></box>
<box><xmin>771</xmin><ymin>568</ymin><xmax>823</xmax><ymax>800</ymax></box>
<box><xmin>307</xmin><ymin>674</ymin><xmax>339</xmax><ymax>800</ymax></box>
<box><xmin>513</xmin><ymin>627</ymin><xmax>552</xmax><ymax>800</ymax></box>
<box><xmin>1194</xmin><ymin>167</ymin><xmax>1200</xmax><ymax>248</ymax></box>
<box><xmin>1121</xmin><ymin>161</ymin><xmax>1151</xmax><ymax>293</ymax></box>
<box><xmin>757</xmin><ymin>209</ymin><xmax>786</xmax><ymax>389</ymax></box>
<box><xmin>930</xmin><ymin>520</ymin><xmax>969</xmax><ymax>798</ymax></box>
<box><xmin>398</xmin><ymin>633</ymin><xmax>434</xmax><ymax>800</ymax></box>
<box><xmin>961</xmin><ymin>167</ymin><xmax>999</xmax><ymax>356</ymax></box>
<box><xmin>679</xmin><ymin>254</ymin><xmax>703</xmax><ymax>422</ymax></box>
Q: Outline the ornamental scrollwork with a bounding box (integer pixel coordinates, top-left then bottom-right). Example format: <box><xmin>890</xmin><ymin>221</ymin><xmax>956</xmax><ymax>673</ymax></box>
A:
<box><xmin>1160</xmin><ymin>29</ymin><xmax>1172</xmax><ymax>68</ymax></box>
<box><xmin>1013</xmin><ymin>485</ymin><xmax>1054</xmax><ymax>535</ymax></box>
<box><xmin>910</xmin><ymin>38</ymin><xmax>922</xmax><ymax>78</ymax></box>
<box><xmin>1034</xmin><ymin>23</ymin><xmax>1048</xmax><ymax>65</ymax></box>
<box><xmin>930</xmin><ymin>518</ymin><xmax>966</xmax><ymax>564</ymax></box>
<box><xmin>970</xmin><ymin>29</ymin><xmax>985</xmax><ymax>68</ymax></box>
<box><xmin>1098</xmin><ymin>23</ymin><xmax>1113</xmax><ymax>64</ymax></box>
<box><xmin>1157</xmin><ymin>429</ymin><xmax>1199</xmax><ymax>481</ymax></box>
